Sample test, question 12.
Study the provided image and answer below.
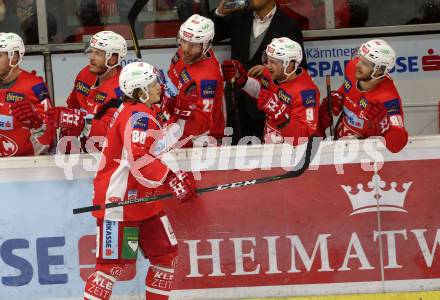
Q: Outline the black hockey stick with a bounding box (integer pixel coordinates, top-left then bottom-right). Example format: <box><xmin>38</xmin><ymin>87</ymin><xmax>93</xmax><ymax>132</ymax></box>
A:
<box><xmin>72</xmin><ymin>136</ymin><xmax>320</xmax><ymax>214</ymax></box>
<box><xmin>325</xmin><ymin>75</ymin><xmax>334</xmax><ymax>138</ymax></box>
<box><xmin>128</xmin><ymin>0</ymin><xmax>148</xmax><ymax>60</ymax></box>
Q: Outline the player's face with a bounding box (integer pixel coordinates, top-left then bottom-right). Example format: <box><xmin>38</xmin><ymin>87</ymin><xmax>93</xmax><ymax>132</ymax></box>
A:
<box><xmin>0</xmin><ymin>52</ymin><xmax>10</xmax><ymax>77</ymax></box>
<box><xmin>87</xmin><ymin>48</ymin><xmax>108</xmax><ymax>75</ymax></box>
<box><xmin>263</xmin><ymin>55</ymin><xmax>285</xmax><ymax>81</ymax></box>
<box><xmin>179</xmin><ymin>39</ymin><xmax>204</xmax><ymax>64</ymax></box>
<box><xmin>355</xmin><ymin>56</ymin><xmax>374</xmax><ymax>81</ymax></box>
<box><xmin>147</xmin><ymin>80</ymin><xmax>162</xmax><ymax>104</ymax></box>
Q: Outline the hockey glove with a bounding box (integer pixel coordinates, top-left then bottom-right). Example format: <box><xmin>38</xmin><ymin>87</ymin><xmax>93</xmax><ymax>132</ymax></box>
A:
<box><xmin>221</xmin><ymin>59</ymin><xmax>248</xmax><ymax>88</ymax></box>
<box><xmin>165</xmin><ymin>171</ymin><xmax>198</xmax><ymax>203</ymax></box>
<box><xmin>173</xmin><ymin>81</ymin><xmax>199</xmax><ymax>120</ymax></box>
<box><xmin>259</xmin><ymin>68</ymin><xmax>278</xmax><ymax>93</ymax></box>
<box><xmin>362</xmin><ymin>102</ymin><xmax>390</xmax><ymax>136</ymax></box>
<box><xmin>257</xmin><ymin>89</ymin><xmax>290</xmax><ymax>126</ymax></box>
<box><xmin>48</xmin><ymin>107</ymin><xmax>86</xmax><ymax>137</ymax></box>
<box><xmin>319</xmin><ymin>91</ymin><xmax>344</xmax><ymax>130</ymax></box>
<box><xmin>11</xmin><ymin>99</ymin><xmax>43</xmax><ymax>129</ymax></box>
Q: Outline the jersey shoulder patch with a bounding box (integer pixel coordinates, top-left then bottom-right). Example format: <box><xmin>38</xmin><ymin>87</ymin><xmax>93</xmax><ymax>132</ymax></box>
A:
<box><xmin>200</xmin><ymin>80</ymin><xmax>217</xmax><ymax>99</ymax></box>
<box><xmin>384</xmin><ymin>98</ymin><xmax>401</xmax><ymax>115</ymax></box>
<box><xmin>300</xmin><ymin>89</ymin><xmax>317</xmax><ymax>107</ymax></box>
<box><xmin>31</xmin><ymin>82</ymin><xmax>50</xmax><ymax>102</ymax></box>
<box><xmin>131</xmin><ymin>111</ymin><xmax>149</xmax><ymax>130</ymax></box>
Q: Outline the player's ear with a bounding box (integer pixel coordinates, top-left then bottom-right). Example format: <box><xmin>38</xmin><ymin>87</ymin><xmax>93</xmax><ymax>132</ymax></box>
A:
<box><xmin>286</xmin><ymin>60</ymin><xmax>296</xmax><ymax>73</ymax></box>
<box><xmin>11</xmin><ymin>51</ymin><xmax>20</xmax><ymax>65</ymax></box>
<box><xmin>374</xmin><ymin>66</ymin><xmax>386</xmax><ymax>78</ymax></box>
<box><xmin>108</xmin><ymin>53</ymin><xmax>119</xmax><ymax>67</ymax></box>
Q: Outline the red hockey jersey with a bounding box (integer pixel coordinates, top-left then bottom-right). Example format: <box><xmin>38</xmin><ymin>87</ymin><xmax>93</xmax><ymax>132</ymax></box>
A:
<box><xmin>168</xmin><ymin>48</ymin><xmax>225</xmax><ymax>142</ymax></box>
<box><xmin>66</xmin><ymin>66</ymin><xmax>97</xmax><ymax>110</ymax></box>
<box><xmin>243</xmin><ymin>69</ymin><xmax>320</xmax><ymax>145</ymax></box>
<box><xmin>92</xmin><ymin>101</ymin><xmax>169</xmax><ymax>221</ymax></box>
<box><xmin>335</xmin><ymin>57</ymin><xmax>408</xmax><ymax>153</ymax></box>
<box><xmin>0</xmin><ymin>70</ymin><xmax>52</xmax><ymax>157</ymax></box>
<box><xmin>65</xmin><ymin>66</ymin><xmax>123</xmax><ymax>140</ymax></box>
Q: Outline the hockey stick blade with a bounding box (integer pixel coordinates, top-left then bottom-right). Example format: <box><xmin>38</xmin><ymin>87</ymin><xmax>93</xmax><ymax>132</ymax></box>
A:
<box><xmin>128</xmin><ymin>0</ymin><xmax>148</xmax><ymax>60</ymax></box>
<box><xmin>73</xmin><ymin>136</ymin><xmax>320</xmax><ymax>215</ymax></box>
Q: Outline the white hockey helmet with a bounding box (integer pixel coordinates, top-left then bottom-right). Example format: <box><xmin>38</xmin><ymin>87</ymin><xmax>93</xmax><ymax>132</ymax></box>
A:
<box><xmin>119</xmin><ymin>62</ymin><xmax>158</xmax><ymax>101</ymax></box>
<box><xmin>0</xmin><ymin>32</ymin><xmax>25</xmax><ymax>67</ymax></box>
<box><xmin>178</xmin><ymin>14</ymin><xmax>215</xmax><ymax>54</ymax></box>
<box><xmin>88</xmin><ymin>31</ymin><xmax>127</xmax><ymax>69</ymax></box>
<box><xmin>264</xmin><ymin>37</ymin><xmax>303</xmax><ymax>77</ymax></box>
<box><xmin>358</xmin><ymin>39</ymin><xmax>396</xmax><ymax>79</ymax></box>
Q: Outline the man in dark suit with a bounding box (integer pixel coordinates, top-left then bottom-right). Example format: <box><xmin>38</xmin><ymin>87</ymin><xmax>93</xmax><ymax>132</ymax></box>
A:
<box><xmin>210</xmin><ymin>0</ymin><xmax>306</xmax><ymax>143</ymax></box>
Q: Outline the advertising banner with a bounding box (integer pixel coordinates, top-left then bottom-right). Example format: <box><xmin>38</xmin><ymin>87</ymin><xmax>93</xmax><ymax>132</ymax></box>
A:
<box><xmin>0</xmin><ymin>137</ymin><xmax>439</xmax><ymax>299</ymax></box>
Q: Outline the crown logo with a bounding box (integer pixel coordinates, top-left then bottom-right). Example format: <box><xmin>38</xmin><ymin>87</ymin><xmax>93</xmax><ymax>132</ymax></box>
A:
<box><xmin>341</xmin><ymin>175</ymin><xmax>412</xmax><ymax>215</ymax></box>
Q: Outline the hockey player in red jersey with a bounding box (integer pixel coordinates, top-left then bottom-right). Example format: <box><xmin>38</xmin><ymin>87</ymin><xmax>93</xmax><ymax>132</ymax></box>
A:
<box><xmin>0</xmin><ymin>32</ymin><xmax>53</xmax><ymax>157</ymax></box>
<box><xmin>222</xmin><ymin>37</ymin><xmax>320</xmax><ymax>145</ymax></box>
<box><xmin>319</xmin><ymin>39</ymin><xmax>408</xmax><ymax>153</ymax></box>
<box><xmin>166</xmin><ymin>14</ymin><xmax>225</xmax><ymax>146</ymax></box>
<box><xmin>83</xmin><ymin>62</ymin><xmax>198</xmax><ymax>300</ymax></box>
<box><xmin>48</xmin><ymin>31</ymin><xmax>127</xmax><ymax>152</ymax></box>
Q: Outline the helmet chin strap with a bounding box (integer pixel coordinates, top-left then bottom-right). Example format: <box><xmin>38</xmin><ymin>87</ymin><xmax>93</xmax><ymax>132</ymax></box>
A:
<box><xmin>1</xmin><ymin>62</ymin><xmax>19</xmax><ymax>83</ymax></box>
<box><xmin>98</xmin><ymin>55</ymin><xmax>119</xmax><ymax>79</ymax></box>
<box><xmin>370</xmin><ymin>65</ymin><xmax>387</xmax><ymax>80</ymax></box>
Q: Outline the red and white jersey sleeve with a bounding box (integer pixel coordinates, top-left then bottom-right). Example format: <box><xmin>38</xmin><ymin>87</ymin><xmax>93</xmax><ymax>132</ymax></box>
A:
<box><xmin>0</xmin><ymin>70</ymin><xmax>53</xmax><ymax>157</ymax></box>
<box><xmin>167</xmin><ymin>49</ymin><xmax>225</xmax><ymax>143</ymax></box>
<box><xmin>93</xmin><ymin>102</ymin><xmax>169</xmax><ymax>221</ymax></box>
<box><xmin>336</xmin><ymin>58</ymin><xmax>408</xmax><ymax>153</ymax></box>
<box><xmin>66</xmin><ymin>66</ymin><xmax>97</xmax><ymax>110</ymax></box>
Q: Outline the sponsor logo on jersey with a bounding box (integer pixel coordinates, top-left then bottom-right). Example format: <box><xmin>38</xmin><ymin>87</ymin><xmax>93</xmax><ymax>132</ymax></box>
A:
<box><xmin>131</xmin><ymin>111</ymin><xmax>149</xmax><ymax>130</ymax></box>
<box><xmin>343</xmin><ymin>106</ymin><xmax>364</xmax><ymax>129</ymax></box>
<box><xmin>75</xmin><ymin>80</ymin><xmax>91</xmax><ymax>97</ymax></box>
<box><xmin>179</xmin><ymin>68</ymin><xmax>192</xmax><ymax>84</ymax></box>
<box><xmin>343</xmin><ymin>77</ymin><xmax>352</xmax><ymax>93</ymax></box>
<box><xmin>0</xmin><ymin>114</ymin><xmax>13</xmax><ymax>130</ymax></box>
<box><xmin>384</xmin><ymin>98</ymin><xmax>401</xmax><ymax>115</ymax></box>
<box><xmin>277</xmin><ymin>88</ymin><xmax>292</xmax><ymax>105</ymax></box>
<box><xmin>0</xmin><ymin>133</ymin><xmax>18</xmax><ymax>157</ymax></box>
<box><xmin>200</xmin><ymin>80</ymin><xmax>217</xmax><ymax>98</ymax></box>
<box><xmin>121</xmin><ymin>227</ymin><xmax>139</xmax><ymax>260</ymax></box>
<box><xmin>103</xmin><ymin>220</ymin><xmax>118</xmax><ymax>259</ymax></box>
<box><xmin>359</xmin><ymin>97</ymin><xmax>368</xmax><ymax>109</ymax></box>
<box><xmin>171</xmin><ymin>52</ymin><xmax>180</xmax><ymax>65</ymax></box>
<box><xmin>94</xmin><ymin>92</ymin><xmax>107</xmax><ymax>104</ymax></box>
<box><xmin>127</xmin><ymin>190</ymin><xmax>138</xmax><ymax>200</ymax></box>
<box><xmin>300</xmin><ymin>89</ymin><xmax>317</xmax><ymax>107</ymax></box>
<box><xmin>31</xmin><ymin>82</ymin><xmax>49</xmax><ymax>102</ymax></box>
<box><xmin>5</xmin><ymin>92</ymin><xmax>24</xmax><ymax>103</ymax></box>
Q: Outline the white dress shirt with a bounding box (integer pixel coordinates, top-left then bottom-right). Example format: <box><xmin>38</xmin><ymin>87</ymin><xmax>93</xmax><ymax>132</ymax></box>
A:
<box><xmin>253</xmin><ymin>5</ymin><xmax>277</xmax><ymax>38</ymax></box>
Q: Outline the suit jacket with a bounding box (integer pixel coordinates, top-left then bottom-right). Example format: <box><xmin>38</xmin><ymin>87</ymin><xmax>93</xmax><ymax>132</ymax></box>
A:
<box><xmin>211</xmin><ymin>7</ymin><xmax>307</xmax><ymax>69</ymax></box>
<box><xmin>211</xmin><ymin>7</ymin><xmax>307</xmax><ymax>121</ymax></box>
